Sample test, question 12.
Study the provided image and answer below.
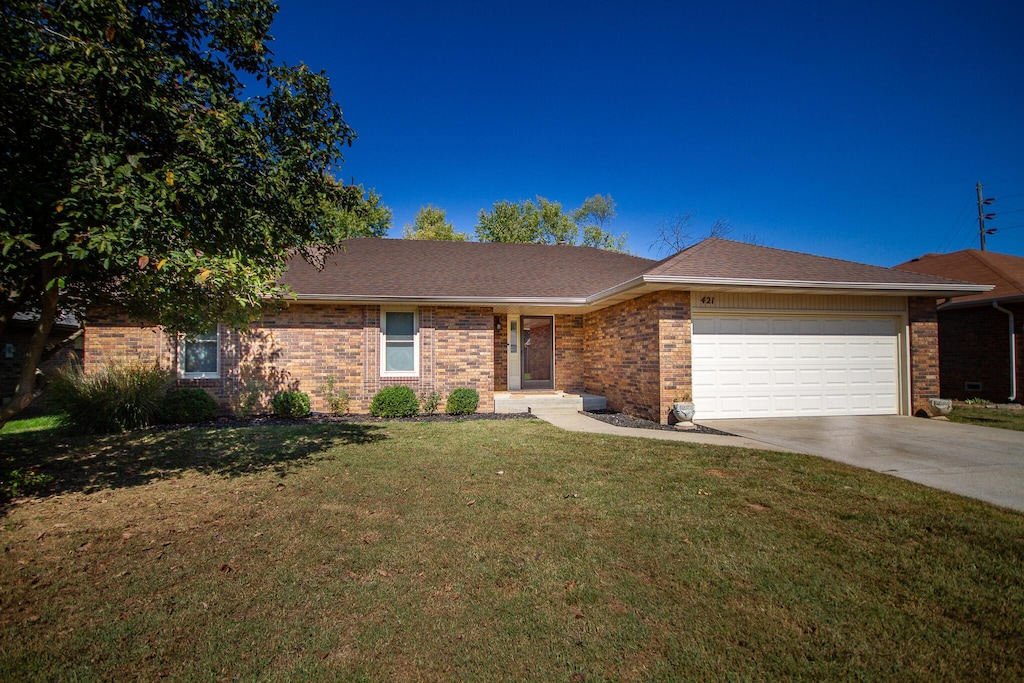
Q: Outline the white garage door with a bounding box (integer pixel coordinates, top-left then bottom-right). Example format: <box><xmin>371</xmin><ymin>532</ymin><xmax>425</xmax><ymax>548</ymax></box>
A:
<box><xmin>692</xmin><ymin>314</ymin><xmax>901</xmax><ymax>419</ymax></box>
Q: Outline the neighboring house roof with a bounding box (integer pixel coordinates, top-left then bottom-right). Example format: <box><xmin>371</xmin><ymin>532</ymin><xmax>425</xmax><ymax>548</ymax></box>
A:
<box><xmin>281</xmin><ymin>237</ymin><xmax>988</xmax><ymax>309</ymax></box>
<box><xmin>11</xmin><ymin>311</ymin><xmax>81</xmax><ymax>329</ymax></box>
<box><xmin>894</xmin><ymin>250</ymin><xmax>1024</xmax><ymax>306</ymax></box>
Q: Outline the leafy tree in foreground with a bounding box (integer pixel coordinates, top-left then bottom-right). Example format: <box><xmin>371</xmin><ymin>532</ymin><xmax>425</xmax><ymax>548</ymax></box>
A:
<box><xmin>402</xmin><ymin>205</ymin><xmax>469</xmax><ymax>241</ymax></box>
<box><xmin>0</xmin><ymin>0</ymin><xmax>390</xmax><ymax>422</ymax></box>
<box><xmin>475</xmin><ymin>194</ymin><xmax>629</xmax><ymax>252</ymax></box>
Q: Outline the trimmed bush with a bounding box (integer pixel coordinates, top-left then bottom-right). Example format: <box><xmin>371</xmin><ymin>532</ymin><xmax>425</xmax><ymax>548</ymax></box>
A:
<box><xmin>161</xmin><ymin>388</ymin><xmax>217</xmax><ymax>424</ymax></box>
<box><xmin>445</xmin><ymin>387</ymin><xmax>480</xmax><ymax>415</ymax></box>
<box><xmin>50</xmin><ymin>361</ymin><xmax>171</xmax><ymax>433</ymax></box>
<box><xmin>271</xmin><ymin>390</ymin><xmax>311</xmax><ymax>418</ymax></box>
<box><xmin>370</xmin><ymin>385</ymin><xmax>419</xmax><ymax>418</ymax></box>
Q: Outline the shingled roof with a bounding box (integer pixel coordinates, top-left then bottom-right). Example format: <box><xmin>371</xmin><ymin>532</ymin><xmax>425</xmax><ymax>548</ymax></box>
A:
<box><xmin>894</xmin><ymin>249</ymin><xmax>1024</xmax><ymax>305</ymax></box>
<box><xmin>281</xmin><ymin>239</ymin><xmax>655</xmax><ymax>301</ymax></box>
<box><xmin>647</xmin><ymin>238</ymin><xmax>978</xmax><ymax>288</ymax></box>
<box><xmin>280</xmin><ymin>237</ymin><xmax>987</xmax><ymax>304</ymax></box>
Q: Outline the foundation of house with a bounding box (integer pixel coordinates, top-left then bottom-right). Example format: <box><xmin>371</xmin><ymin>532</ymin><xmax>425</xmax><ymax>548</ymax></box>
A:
<box><xmin>494</xmin><ymin>391</ymin><xmax>606</xmax><ymax>415</ymax></box>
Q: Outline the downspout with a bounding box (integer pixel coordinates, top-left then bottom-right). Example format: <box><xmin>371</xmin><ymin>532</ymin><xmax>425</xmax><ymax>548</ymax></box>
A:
<box><xmin>992</xmin><ymin>301</ymin><xmax>1017</xmax><ymax>402</ymax></box>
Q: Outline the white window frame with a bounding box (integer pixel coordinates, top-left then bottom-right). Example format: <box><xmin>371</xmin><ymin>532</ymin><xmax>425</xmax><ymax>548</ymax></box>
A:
<box><xmin>180</xmin><ymin>327</ymin><xmax>221</xmax><ymax>379</ymax></box>
<box><xmin>380</xmin><ymin>307</ymin><xmax>419</xmax><ymax>377</ymax></box>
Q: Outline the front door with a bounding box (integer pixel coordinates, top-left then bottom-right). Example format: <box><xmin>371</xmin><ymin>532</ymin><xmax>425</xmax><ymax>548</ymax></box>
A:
<box><xmin>520</xmin><ymin>316</ymin><xmax>554</xmax><ymax>390</ymax></box>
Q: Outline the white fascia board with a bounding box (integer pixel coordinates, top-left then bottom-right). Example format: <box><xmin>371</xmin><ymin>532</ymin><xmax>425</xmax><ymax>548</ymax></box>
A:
<box><xmin>289</xmin><ymin>293</ymin><xmax>591</xmax><ymax>307</ymax></box>
<box><xmin>584</xmin><ymin>276</ymin><xmax>649</xmax><ymax>304</ymax></box>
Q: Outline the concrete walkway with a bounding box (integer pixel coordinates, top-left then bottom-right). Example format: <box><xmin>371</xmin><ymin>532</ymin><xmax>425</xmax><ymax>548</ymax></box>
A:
<box><xmin>535</xmin><ymin>411</ymin><xmax>1024</xmax><ymax>512</ymax></box>
<box><xmin>533</xmin><ymin>411</ymin><xmax>791</xmax><ymax>451</ymax></box>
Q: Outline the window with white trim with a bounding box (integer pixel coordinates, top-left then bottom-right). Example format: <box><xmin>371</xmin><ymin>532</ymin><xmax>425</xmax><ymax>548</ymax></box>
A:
<box><xmin>181</xmin><ymin>327</ymin><xmax>220</xmax><ymax>379</ymax></box>
<box><xmin>380</xmin><ymin>308</ymin><xmax>418</xmax><ymax>376</ymax></box>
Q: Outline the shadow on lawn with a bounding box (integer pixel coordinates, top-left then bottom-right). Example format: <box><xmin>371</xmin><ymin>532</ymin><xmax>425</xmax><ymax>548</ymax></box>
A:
<box><xmin>0</xmin><ymin>421</ymin><xmax>386</xmax><ymax>506</ymax></box>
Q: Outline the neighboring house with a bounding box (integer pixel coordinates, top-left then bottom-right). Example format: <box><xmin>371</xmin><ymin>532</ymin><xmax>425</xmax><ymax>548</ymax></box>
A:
<box><xmin>895</xmin><ymin>249</ymin><xmax>1022</xmax><ymax>402</ymax></box>
<box><xmin>1</xmin><ymin>313</ymin><xmax>82</xmax><ymax>401</ymax></box>
<box><xmin>85</xmin><ymin>238</ymin><xmax>986</xmax><ymax>423</ymax></box>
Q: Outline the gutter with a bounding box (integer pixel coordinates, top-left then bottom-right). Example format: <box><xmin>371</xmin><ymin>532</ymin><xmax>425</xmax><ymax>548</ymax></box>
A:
<box><xmin>992</xmin><ymin>301</ymin><xmax>1018</xmax><ymax>402</ymax></box>
<box><xmin>635</xmin><ymin>275</ymin><xmax>991</xmax><ymax>296</ymax></box>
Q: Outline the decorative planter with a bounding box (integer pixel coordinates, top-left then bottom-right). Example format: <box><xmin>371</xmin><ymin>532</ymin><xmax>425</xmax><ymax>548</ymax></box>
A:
<box><xmin>928</xmin><ymin>398</ymin><xmax>953</xmax><ymax>417</ymax></box>
<box><xmin>672</xmin><ymin>401</ymin><xmax>695</xmax><ymax>423</ymax></box>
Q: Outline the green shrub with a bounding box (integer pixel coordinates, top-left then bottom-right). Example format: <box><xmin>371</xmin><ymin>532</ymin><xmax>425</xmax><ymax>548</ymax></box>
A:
<box><xmin>1</xmin><ymin>468</ymin><xmax>54</xmax><ymax>499</ymax></box>
<box><xmin>50</xmin><ymin>361</ymin><xmax>171</xmax><ymax>433</ymax></box>
<box><xmin>445</xmin><ymin>387</ymin><xmax>479</xmax><ymax>415</ymax></box>
<box><xmin>161</xmin><ymin>388</ymin><xmax>217</xmax><ymax>424</ymax></box>
<box><xmin>322</xmin><ymin>376</ymin><xmax>350</xmax><ymax>414</ymax></box>
<box><xmin>370</xmin><ymin>385</ymin><xmax>419</xmax><ymax>418</ymax></box>
<box><xmin>420</xmin><ymin>390</ymin><xmax>442</xmax><ymax>414</ymax></box>
<box><xmin>271</xmin><ymin>390</ymin><xmax>311</xmax><ymax>418</ymax></box>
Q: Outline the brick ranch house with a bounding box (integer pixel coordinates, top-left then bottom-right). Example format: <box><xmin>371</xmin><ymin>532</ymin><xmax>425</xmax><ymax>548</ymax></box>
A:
<box><xmin>896</xmin><ymin>249</ymin><xmax>1022</xmax><ymax>403</ymax></box>
<box><xmin>85</xmin><ymin>237</ymin><xmax>987</xmax><ymax>423</ymax></box>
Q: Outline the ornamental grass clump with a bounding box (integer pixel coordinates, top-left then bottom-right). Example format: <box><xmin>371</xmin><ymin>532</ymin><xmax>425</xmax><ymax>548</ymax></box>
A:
<box><xmin>370</xmin><ymin>385</ymin><xmax>419</xmax><ymax>418</ymax></box>
<box><xmin>50</xmin><ymin>361</ymin><xmax>170</xmax><ymax>433</ymax></box>
<box><xmin>445</xmin><ymin>387</ymin><xmax>479</xmax><ymax>415</ymax></box>
<box><xmin>271</xmin><ymin>390</ymin><xmax>311</xmax><ymax>418</ymax></box>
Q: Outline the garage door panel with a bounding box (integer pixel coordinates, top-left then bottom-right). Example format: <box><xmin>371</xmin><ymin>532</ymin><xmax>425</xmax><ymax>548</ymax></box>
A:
<box><xmin>693</xmin><ymin>314</ymin><xmax>900</xmax><ymax>419</ymax></box>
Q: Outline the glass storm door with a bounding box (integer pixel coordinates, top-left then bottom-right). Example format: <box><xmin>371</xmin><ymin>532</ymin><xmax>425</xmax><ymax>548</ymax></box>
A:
<box><xmin>520</xmin><ymin>316</ymin><xmax>554</xmax><ymax>390</ymax></box>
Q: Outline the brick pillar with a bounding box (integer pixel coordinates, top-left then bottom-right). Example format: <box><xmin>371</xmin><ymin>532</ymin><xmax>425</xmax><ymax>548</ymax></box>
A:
<box><xmin>658</xmin><ymin>291</ymin><xmax>693</xmax><ymax>424</ymax></box>
<box><xmin>908</xmin><ymin>297</ymin><xmax>940</xmax><ymax>415</ymax></box>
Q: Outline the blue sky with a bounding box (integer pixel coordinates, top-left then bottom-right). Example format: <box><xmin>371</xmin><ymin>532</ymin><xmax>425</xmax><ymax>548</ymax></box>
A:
<box><xmin>267</xmin><ymin>0</ymin><xmax>1024</xmax><ymax>265</ymax></box>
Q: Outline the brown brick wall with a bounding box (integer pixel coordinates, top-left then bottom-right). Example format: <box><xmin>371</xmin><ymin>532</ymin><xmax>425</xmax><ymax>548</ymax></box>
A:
<box><xmin>430</xmin><ymin>306</ymin><xmax>495</xmax><ymax>412</ymax></box>
<box><xmin>583</xmin><ymin>292</ymin><xmax>671</xmax><ymax>422</ymax></box>
<box><xmin>554</xmin><ymin>314</ymin><xmax>585</xmax><ymax>393</ymax></box>
<box><xmin>85</xmin><ymin>307</ymin><xmax>175</xmax><ymax>369</ymax></box>
<box><xmin>908</xmin><ymin>297</ymin><xmax>940</xmax><ymax>414</ymax></box>
<box><xmin>938</xmin><ymin>303</ymin><xmax>1023</xmax><ymax>402</ymax></box>
<box><xmin>84</xmin><ymin>303</ymin><xmax>496</xmax><ymax>414</ymax></box>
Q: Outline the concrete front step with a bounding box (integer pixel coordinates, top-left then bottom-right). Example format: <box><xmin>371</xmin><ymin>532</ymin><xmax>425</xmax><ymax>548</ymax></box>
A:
<box><xmin>494</xmin><ymin>392</ymin><xmax>606</xmax><ymax>415</ymax></box>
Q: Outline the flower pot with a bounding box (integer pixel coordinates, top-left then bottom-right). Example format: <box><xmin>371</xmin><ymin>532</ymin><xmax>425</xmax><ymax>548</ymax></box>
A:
<box><xmin>672</xmin><ymin>401</ymin><xmax>695</xmax><ymax>422</ymax></box>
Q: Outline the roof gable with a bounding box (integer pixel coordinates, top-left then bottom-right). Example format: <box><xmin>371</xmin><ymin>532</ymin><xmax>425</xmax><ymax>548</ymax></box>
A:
<box><xmin>894</xmin><ymin>250</ymin><xmax>1024</xmax><ymax>304</ymax></box>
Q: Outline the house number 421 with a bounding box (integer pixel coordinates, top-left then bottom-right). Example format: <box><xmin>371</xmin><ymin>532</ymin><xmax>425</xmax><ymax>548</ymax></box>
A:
<box><xmin>700</xmin><ymin>296</ymin><xmax>715</xmax><ymax>305</ymax></box>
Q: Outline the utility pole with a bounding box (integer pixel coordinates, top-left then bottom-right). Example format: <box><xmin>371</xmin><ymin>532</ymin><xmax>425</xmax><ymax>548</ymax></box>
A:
<box><xmin>976</xmin><ymin>181</ymin><xmax>996</xmax><ymax>251</ymax></box>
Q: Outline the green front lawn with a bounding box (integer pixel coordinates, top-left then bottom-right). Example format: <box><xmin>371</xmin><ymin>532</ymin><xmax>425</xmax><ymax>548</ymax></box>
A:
<box><xmin>949</xmin><ymin>404</ymin><xmax>1024</xmax><ymax>431</ymax></box>
<box><xmin>1</xmin><ymin>418</ymin><xmax>1022</xmax><ymax>681</ymax></box>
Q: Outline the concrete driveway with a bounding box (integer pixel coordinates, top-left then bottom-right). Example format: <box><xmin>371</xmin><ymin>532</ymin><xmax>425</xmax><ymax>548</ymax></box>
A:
<box><xmin>700</xmin><ymin>415</ymin><xmax>1024</xmax><ymax>512</ymax></box>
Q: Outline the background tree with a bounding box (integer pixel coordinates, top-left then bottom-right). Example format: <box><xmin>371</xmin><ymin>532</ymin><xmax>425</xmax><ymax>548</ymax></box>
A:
<box><xmin>0</xmin><ymin>0</ymin><xmax>390</xmax><ymax>421</ymax></box>
<box><xmin>475</xmin><ymin>194</ymin><xmax>629</xmax><ymax>252</ymax></box>
<box><xmin>474</xmin><ymin>200</ymin><xmax>543</xmax><ymax>243</ymax></box>
<box><xmin>650</xmin><ymin>213</ymin><xmax>733</xmax><ymax>256</ymax></box>
<box><xmin>402</xmin><ymin>205</ymin><xmax>468</xmax><ymax>241</ymax></box>
<box><xmin>573</xmin><ymin>194</ymin><xmax>628</xmax><ymax>252</ymax></box>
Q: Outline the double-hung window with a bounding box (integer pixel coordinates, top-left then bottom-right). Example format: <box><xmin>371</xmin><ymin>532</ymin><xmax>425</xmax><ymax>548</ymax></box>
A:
<box><xmin>381</xmin><ymin>309</ymin><xmax>418</xmax><ymax>376</ymax></box>
<box><xmin>181</xmin><ymin>327</ymin><xmax>220</xmax><ymax>379</ymax></box>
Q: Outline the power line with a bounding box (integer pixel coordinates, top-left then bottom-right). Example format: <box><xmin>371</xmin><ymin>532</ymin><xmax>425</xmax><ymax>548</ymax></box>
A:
<box><xmin>938</xmin><ymin>199</ymin><xmax>974</xmax><ymax>254</ymax></box>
